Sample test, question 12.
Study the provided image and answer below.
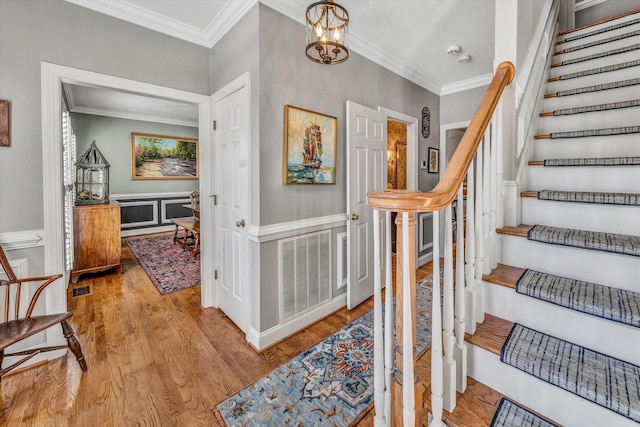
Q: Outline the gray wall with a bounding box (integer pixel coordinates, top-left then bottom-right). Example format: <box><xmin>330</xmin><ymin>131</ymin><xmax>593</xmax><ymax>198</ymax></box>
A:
<box><xmin>0</xmin><ymin>0</ymin><xmax>210</xmax><ymax>235</ymax></box>
<box><xmin>517</xmin><ymin>0</ymin><xmax>547</xmax><ymax>67</ymax></box>
<box><xmin>440</xmin><ymin>85</ymin><xmax>487</xmax><ymax>126</ymax></box>
<box><xmin>576</xmin><ymin>0</ymin><xmax>640</xmax><ymax>27</ymax></box>
<box><xmin>71</xmin><ymin>114</ymin><xmax>198</xmax><ymax>195</ymax></box>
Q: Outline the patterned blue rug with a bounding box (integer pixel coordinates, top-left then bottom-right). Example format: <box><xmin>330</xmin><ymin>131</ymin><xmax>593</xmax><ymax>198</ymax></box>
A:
<box><xmin>215</xmin><ymin>275</ymin><xmax>435</xmax><ymax>426</ymax></box>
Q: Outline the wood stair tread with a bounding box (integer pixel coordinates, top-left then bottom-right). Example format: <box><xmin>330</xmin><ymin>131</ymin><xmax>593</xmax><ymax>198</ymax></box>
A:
<box><xmin>496</xmin><ymin>224</ymin><xmax>533</xmax><ymax>237</ymax></box>
<box><xmin>482</xmin><ymin>263</ymin><xmax>525</xmax><ymax>289</ymax></box>
<box><xmin>520</xmin><ymin>191</ymin><xmax>537</xmax><ymax>198</ymax></box>
<box><xmin>465</xmin><ymin>314</ymin><xmax>513</xmax><ymax>356</ymax></box>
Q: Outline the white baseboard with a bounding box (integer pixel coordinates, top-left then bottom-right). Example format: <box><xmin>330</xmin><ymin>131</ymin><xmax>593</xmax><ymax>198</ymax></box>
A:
<box><xmin>120</xmin><ymin>225</ymin><xmax>175</xmax><ymax>237</ymax></box>
<box><xmin>247</xmin><ymin>293</ymin><xmax>347</xmax><ymax>351</ymax></box>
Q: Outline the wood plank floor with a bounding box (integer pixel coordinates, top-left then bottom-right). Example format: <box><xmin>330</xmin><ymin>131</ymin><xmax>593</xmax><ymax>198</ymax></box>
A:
<box><xmin>0</xmin><ymin>235</ymin><xmax>502</xmax><ymax>426</ymax></box>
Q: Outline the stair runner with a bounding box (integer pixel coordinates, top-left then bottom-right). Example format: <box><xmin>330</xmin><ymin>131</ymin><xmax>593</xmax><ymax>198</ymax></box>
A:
<box><xmin>558</xmin><ymin>17</ymin><xmax>640</xmax><ymax>44</ymax></box>
<box><xmin>490</xmin><ymin>398</ymin><xmax>560</xmax><ymax>427</ymax></box>
<box><xmin>501</xmin><ymin>324</ymin><xmax>640</xmax><ymax>423</ymax></box>
<box><xmin>516</xmin><ymin>269</ymin><xmax>640</xmax><ymax>328</ymax></box>
<box><xmin>527</xmin><ymin>225</ymin><xmax>640</xmax><ymax>257</ymax></box>
<box><xmin>546</xmin><ymin>99</ymin><xmax>640</xmax><ymax>116</ymax></box>
<box><xmin>553</xmin><ymin>43</ymin><xmax>640</xmax><ymax>67</ymax></box>
<box><xmin>545</xmin><ymin>125</ymin><xmax>640</xmax><ymax>139</ymax></box>
<box><xmin>546</xmin><ymin>77</ymin><xmax>640</xmax><ymax>98</ymax></box>
<box><xmin>550</xmin><ymin>60</ymin><xmax>640</xmax><ymax>81</ymax></box>
<box><xmin>535</xmin><ymin>190</ymin><xmax>640</xmax><ymax>206</ymax></box>
<box><xmin>543</xmin><ymin>157</ymin><xmax>640</xmax><ymax>166</ymax></box>
<box><xmin>556</xmin><ymin>30</ymin><xmax>640</xmax><ymax>54</ymax></box>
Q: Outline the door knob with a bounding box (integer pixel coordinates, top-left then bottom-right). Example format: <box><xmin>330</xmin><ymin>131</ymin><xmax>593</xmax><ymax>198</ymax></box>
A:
<box><xmin>236</xmin><ymin>219</ymin><xmax>245</xmax><ymax>228</ymax></box>
<box><xmin>351</xmin><ymin>213</ymin><xmax>359</xmax><ymax>220</ymax></box>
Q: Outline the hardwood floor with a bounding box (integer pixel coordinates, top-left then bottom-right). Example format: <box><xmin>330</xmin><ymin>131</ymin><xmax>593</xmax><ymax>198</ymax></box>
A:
<box><xmin>0</xmin><ymin>238</ymin><xmax>500</xmax><ymax>426</ymax></box>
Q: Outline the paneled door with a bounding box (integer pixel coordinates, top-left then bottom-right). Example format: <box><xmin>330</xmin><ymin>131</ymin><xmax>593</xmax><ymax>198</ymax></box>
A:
<box><xmin>213</xmin><ymin>74</ymin><xmax>251</xmax><ymax>334</ymax></box>
<box><xmin>346</xmin><ymin>101</ymin><xmax>387</xmax><ymax>309</ymax></box>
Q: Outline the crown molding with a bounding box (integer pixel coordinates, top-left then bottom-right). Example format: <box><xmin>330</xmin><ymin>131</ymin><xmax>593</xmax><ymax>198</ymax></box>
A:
<box><xmin>440</xmin><ymin>73</ymin><xmax>493</xmax><ymax>96</ymax></box>
<box><xmin>65</xmin><ymin>0</ymin><xmax>256</xmax><ymax>48</ymax></box>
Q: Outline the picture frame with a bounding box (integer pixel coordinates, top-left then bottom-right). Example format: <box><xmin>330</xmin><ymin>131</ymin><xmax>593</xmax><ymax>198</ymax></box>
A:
<box><xmin>283</xmin><ymin>105</ymin><xmax>337</xmax><ymax>185</ymax></box>
<box><xmin>0</xmin><ymin>100</ymin><xmax>9</xmax><ymax>147</ymax></box>
<box><xmin>428</xmin><ymin>147</ymin><xmax>439</xmax><ymax>174</ymax></box>
<box><xmin>131</xmin><ymin>132</ymin><xmax>198</xmax><ymax>180</ymax></box>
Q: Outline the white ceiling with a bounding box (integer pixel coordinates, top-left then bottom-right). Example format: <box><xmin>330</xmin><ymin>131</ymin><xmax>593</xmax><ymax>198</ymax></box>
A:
<box><xmin>64</xmin><ymin>0</ymin><xmax>496</xmax><ymax>125</ymax></box>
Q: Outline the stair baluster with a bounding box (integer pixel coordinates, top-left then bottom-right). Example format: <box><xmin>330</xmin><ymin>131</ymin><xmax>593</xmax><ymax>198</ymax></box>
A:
<box><xmin>443</xmin><ymin>204</ymin><xmax>457</xmax><ymax>412</ymax></box>
<box><xmin>454</xmin><ymin>186</ymin><xmax>468</xmax><ymax>393</ymax></box>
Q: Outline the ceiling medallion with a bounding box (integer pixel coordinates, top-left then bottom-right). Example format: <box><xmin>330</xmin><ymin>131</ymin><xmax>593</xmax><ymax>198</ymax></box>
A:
<box><xmin>305</xmin><ymin>0</ymin><xmax>349</xmax><ymax>65</ymax></box>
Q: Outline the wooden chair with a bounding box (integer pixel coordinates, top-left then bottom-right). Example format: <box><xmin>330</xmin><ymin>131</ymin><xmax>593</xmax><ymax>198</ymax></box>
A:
<box><xmin>0</xmin><ymin>245</ymin><xmax>87</xmax><ymax>382</ymax></box>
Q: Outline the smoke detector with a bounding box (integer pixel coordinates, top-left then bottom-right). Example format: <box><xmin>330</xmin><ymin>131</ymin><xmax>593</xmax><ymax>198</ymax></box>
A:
<box><xmin>446</xmin><ymin>45</ymin><xmax>461</xmax><ymax>55</ymax></box>
<box><xmin>457</xmin><ymin>54</ymin><xmax>471</xmax><ymax>63</ymax></box>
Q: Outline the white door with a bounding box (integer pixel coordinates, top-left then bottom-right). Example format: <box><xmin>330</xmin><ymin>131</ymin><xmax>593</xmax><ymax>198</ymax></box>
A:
<box><xmin>213</xmin><ymin>75</ymin><xmax>251</xmax><ymax>334</ymax></box>
<box><xmin>346</xmin><ymin>101</ymin><xmax>387</xmax><ymax>309</ymax></box>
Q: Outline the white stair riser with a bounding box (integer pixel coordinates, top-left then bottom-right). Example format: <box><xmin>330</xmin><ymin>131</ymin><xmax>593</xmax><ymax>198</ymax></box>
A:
<box><xmin>533</xmin><ymin>134</ymin><xmax>640</xmax><ymax>159</ymax></box>
<box><xmin>542</xmin><ymin>84</ymin><xmax>640</xmax><ymax>110</ymax></box>
<box><xmin>549</xmin><ymin>50</ymin><xmax>640</xmax><ymax>78</ymax></box>
<box><xmin>521</xmin><ymin>197</ymin><xmax>640</xmax><ymax>235</ymax></box>
<box><xmin>500</xmin><ymin>234</ymin><xmax>640</xmax><ymax>293</ymax></box>
<box><xmin>557</xmin><ymin>21</ymin><xmax>640</xmax><ymax>51</ymax></box>
<box><xmin>484</xmin><ymin>282</ymin><xmax>640</xmax><ymax>365</ymax></box>
<box><xmin>537</xmin><ymin>106</ymin><xmax>640</xmax><ymax>134</ymax></box>
<box><xmin>558</xmin><ymin>13</ymin><xmax>640</xmax><ymax>42</ymax></box>
<box><xmin>467</xmin><ymin>344</ymin><xmax>639</xmax><ymax>427</ymax></box>
<box><xmin>547</xmin><ymin>66</ymin><xmax>640</xmax><ymax>93</ymax></box>
<box><xmin>554</xmin><ymin>35</ymin><xmax>640</xmax><ymax>62</ymax></box>
<box><xmin>528</xmin><ymin>163</ymin><xmax>640</xmax><ymax>193</ymax></box>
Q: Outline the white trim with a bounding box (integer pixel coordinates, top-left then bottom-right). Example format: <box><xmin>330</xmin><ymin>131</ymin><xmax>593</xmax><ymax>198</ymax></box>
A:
<box><xmin>336</xmin><ymin>232</ymin><xmax>347</xmax><ymax>290</ymax></box>
<box><xmin>119</xmin><ymin>201</ymin><xmax>158</xmax><ymax>228</ymax></box>
<box><xmin>65</xmin><ymin>0</ymin><xmax>257</xmax><ymax>49</ymax></box>
<box><xmin>574</xmin><ymin>0</ymin><xmax>609</xmax><ymax>12</ymax></box>
<box><xmin>247</xmin><ymin>293</ymin><xmax>347</xmax><ymax>351</ymax></box>
<box><xmin>120</xmin><ymin>224</ymin><xmax>176</xmax><ymax>237</ymax></box>
<box><xmin>0</xmin><ymin>258</ymin><xmax>28</xmax><ymax>280</ymax></box>
<box><xmin>246</xmin><ymin>214</ymin><xmax>348</xmax><ymax>243</ymax></box>
<box><xmin>0</xmin><ymin>230</ymin><xmax>45</xmax><ymax>251</ymax></box>
<box><xmin>110</xmin><ymin>191</ymin><xmax>191</xmax><ymax>200</ymax></box>
<box><xmin>440</xmin><ymin>121</ymin><xmax>471</xmax><ymax>172</ymax></box>
<box><xmin>161</xmin><ymin>198</ymin><xmax>191</xmax><ymax>224</ymax></box>
<box><xmin>377</xmin><ymin>107</ymin><xmax>419</xmax><ymax>191</ymax></box>
<box><xmin>440</xmin><ymin>73</ymin><xmax>493</xmax><ymax>96</ymax></box>
<box><xmin>41</xmin><ymin>62</ymin><xmax>212</xmax><ymax>316</ymax></box>
<box><xmin>69</xmin><ymin>105</ymin><xmax>198</xmax><ymax>127</ymax></box>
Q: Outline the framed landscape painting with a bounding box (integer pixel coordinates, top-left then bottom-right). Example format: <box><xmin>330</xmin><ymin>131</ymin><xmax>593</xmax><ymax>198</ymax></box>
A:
<box><xmin>131</xmin><ymin>133</ymin><xmax>198</xmax><ymax>180</ymax></box>
<box><xmin>283</xmin><ymin>105</ymin><xmax>337</xmax><ymax>185</ymax></box>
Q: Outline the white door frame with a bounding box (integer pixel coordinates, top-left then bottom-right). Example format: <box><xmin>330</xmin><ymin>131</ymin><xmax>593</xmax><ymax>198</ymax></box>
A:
<box><xmin>440</xmin><ymin>120</ymin><xmax>470</xmax><ymax>174</ymax></box>
<box><xmin>41</xmin><ymin>63</ymin><xmax>214</xmax><ymax>319</ymax></box>
<box><xmin>377</xmin><ymin>107</ymin><xmax>419</xmax><ymax>190</ymax></box>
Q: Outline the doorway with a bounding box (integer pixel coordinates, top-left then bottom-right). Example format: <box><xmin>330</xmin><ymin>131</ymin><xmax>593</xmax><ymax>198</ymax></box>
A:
<box><xmin>387</xmin><ymin>119</ymin><xmax>408</xmax><ymax>254</ymax></box>
<box><xmin>41</xmin><ymin>63</ymin><xmax>214</xmax><ymax>326</ymax></box>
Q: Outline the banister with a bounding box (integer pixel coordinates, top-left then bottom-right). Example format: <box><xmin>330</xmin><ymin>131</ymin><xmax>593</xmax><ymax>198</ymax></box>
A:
<box><xmin>368</xmin><ymin>61</ymin><xmax>515</xmax><ymax>212</ymax></box>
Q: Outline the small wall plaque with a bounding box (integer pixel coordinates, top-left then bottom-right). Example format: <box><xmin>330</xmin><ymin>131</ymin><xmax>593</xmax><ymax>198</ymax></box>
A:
<box><xmin>421</xmin><ymin>106</ymin><xmax>430</xmax><ymax>139</ymax></box>
<box><xmin>0</xmin><ymin>100</ymin><xmax>9</xmax><ymax>147</ymax></box>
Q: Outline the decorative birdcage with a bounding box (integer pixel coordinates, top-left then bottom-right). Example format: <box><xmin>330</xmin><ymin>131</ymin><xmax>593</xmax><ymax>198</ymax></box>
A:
<box><xmin>75</xmin><ymin>141</ymin><xmax>110</xmax><ymax>205</ymax></box>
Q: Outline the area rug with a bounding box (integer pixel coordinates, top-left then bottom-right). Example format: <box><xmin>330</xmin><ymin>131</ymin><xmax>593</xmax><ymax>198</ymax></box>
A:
<box><xmin>214</xmin><ymin>274</ymin><xmax>435</xmax><ymax>427</ymax></box>
<box><xmin>126</xmin><ymin>235</ymin><xmax>200</xmax><ymax>295</ymax></box>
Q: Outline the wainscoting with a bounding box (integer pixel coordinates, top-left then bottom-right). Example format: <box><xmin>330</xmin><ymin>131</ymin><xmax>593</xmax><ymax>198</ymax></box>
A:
<box><xmin>110</xmin><ymin>192</ymin><xmax>195</xmax><ymax>236</ymax></box>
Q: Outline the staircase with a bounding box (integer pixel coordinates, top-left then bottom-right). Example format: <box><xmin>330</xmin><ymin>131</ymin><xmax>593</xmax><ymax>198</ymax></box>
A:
<box><xmin>472</xmin><ymin>9</ymin><xmax>640</xmax><ymax>427</ymax></box>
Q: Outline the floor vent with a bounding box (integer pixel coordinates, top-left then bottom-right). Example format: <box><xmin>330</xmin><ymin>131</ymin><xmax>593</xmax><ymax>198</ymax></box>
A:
<box><xmin>72</xmin><ymin>285</ymin><xmax>90</xmax><ymax>297</ymax></box>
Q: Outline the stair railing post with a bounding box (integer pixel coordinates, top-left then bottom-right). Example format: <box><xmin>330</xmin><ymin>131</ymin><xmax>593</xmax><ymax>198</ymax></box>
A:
<box><xmin>392</xmin><ymin>212</ymin><xmax>423</xmax><ymax>426</ymax></box>
<box><xmin>454</xmin><ymin>186</ymin><xmax>468</xmax><ymax>393</ymax></box>
<box><xmin>384</xmin><ymin>211</ymin><xmax>393</xmax><ymax>425</ymax></box>
<box><xmin>465</xmin><ymin>159</ymin><xmax>477</xmax><ymax>335</ymax></box>
<box><xmin>476</xmin><ymin>138</ymin><xmax>486</xmax><ymax>324</ymax></box>
<box><xmin>372</xmin><ymin>208</ymin><xmax>386</xmax><ymax>427</ymax></box>
<box><xmin>489</xmin><ymin>113</ymin><xmax>500</xmax><ymax>270</ymax></box>
<box><xmin>429</xmin><ymin>210</ymin><xmax>445</xmax><ymax>427</ymax></box>
<box><xmin>443</xmin><ymin>205</ymin><xmax>456</xmax><ymax>412</ymax></box>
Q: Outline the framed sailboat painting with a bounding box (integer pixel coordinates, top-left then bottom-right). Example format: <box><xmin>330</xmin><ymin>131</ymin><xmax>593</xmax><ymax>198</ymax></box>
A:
<box><xmin>283</xmin><ymin>105</ymin><xmax>337</xmax><ymax>185</ymax></box>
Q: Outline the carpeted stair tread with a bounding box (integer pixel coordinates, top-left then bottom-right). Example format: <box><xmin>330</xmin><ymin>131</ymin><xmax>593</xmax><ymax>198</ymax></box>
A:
<box><xmin>556</xmin><ymin>30</ymin><xmax>640</xmax><ymax>55</ymax></box>
<box><xmin>536</xmin><ymin>190</ymin><xmax>640</xmax><ymax>206</ymax></box>
<box><xmin>545</xmin><ymin>77</ymin><xmax>640</xmax><ymax>98</ymax></box>
<box><xmin>537</xmin><ymin>157</ymin><xmax>640</xmax><ymax>167</ymax></box>
<box><xmin>558</xmin><ymin>14</ymin><xmax>640</xmax><ymax>41</ymax></box>
<box><xmin>527</xmin><ymin>224</ymin><xmax>640</xmax><ymax>257</ymax></box>
<box><xmin>549</xmin><ymin>60</ymin><xmax>640</xmax><ymax>82</ymax></box>
<box><xmin>516</xmin><ymin>270</ymin><xmax>640</xmax><ymax>328</ymax></box>
<box><xmin>541</xmin><ymin>99</ymin><xmax>640</xmax><ymax>117</ymax></box>
<box><xmin>490</xmin><ymin>398</ymin><xmax>561</xmax><ymax>427</ymax></box>
<box><xmin>551</xmin><ymin>44</ymin><xmax>640</xmax><ymax>68</ymax></box>
<box><xmin>535</xmin><ymin>125</ymin><xmax>640</xmax><ymax>140</ymax></box>
<box><xmin>501</xmin><ymin>324</ymin><xmax>640</xmax><ymax>422</ymax></box>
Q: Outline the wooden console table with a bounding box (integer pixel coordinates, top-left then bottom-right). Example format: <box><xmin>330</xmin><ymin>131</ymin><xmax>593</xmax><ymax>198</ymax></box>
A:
<box><xmin>171</xmin><ymin>217</ymin><xmax>200</xmax><ymax>257</ymax></box>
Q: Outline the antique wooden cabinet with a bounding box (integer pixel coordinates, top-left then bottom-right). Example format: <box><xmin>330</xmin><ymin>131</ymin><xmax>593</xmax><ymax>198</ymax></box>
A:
<box><xmin>71</xmin><ymin>203</ymin><xmax>122</xmax><ymax>283</ymax></box>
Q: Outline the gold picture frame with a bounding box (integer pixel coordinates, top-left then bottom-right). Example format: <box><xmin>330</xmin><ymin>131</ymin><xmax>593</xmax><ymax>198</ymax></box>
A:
<box><xmin>131</xmin><ymin>132</ymin><xmax>198</xmax><ymax>180</ymax></box>
<box><xmin>283</xmin><ymin>105</ymin><xmax>337</xmax><ymax>185</ymax></box>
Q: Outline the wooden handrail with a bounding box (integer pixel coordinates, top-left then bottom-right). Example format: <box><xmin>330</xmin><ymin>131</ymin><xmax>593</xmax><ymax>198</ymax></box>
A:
<box><xmin>368</xmin><ymin>61</ymin><xmax>515</xmax><ymax>212</ymax></box>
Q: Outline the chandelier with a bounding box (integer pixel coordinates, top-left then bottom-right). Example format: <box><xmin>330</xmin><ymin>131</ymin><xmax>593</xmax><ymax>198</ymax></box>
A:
<box><xmin>305</xmin><ymin>0</ymin><xmax>349</xmax><ymax>65</ymax></box>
